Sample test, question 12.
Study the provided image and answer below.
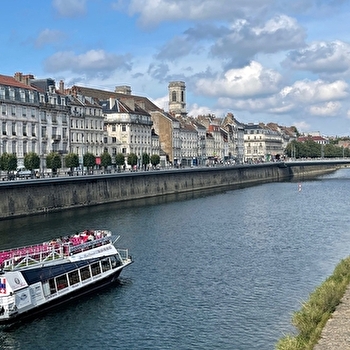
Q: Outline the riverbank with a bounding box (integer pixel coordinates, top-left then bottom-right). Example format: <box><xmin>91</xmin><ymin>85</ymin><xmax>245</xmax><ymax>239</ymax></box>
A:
<box><xmin>0</xmin><ymin>161</ymin><xmax>343</xmax><ymax>219</ymax></box>
<box><xmin>276</xmin><ymin>257</ymin><xmax>350</xmax><ymax>350</ymax></box>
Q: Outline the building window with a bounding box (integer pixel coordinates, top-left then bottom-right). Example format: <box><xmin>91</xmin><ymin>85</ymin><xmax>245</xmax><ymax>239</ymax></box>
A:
<box><xmin>122</xmin><ymin>125</ymin><xmax>126</xmax><ymax>132</ymax></box>
<box><xmin>40</xmin><ymin>111</ymin><xmax>46</xmax><ymax>122</ymax></box>
<box><xmin>11</xmin><ymin>141</ymin><xmax>16</xmax><ymax>154</ymax></box>
<box><xmin>172</xmin><ymin>91</ymin><xmax>176</xmax><ymax>102</ymax></box>
<box><xmin>12</xmin><ymin>122</ymin><xmax>16</xmax><ymax>135</ymax></box>
<box><xmin>31</xmin><ymin>124</ymin><xmax>36</xmax><ymax>137</ymax></box>
<box><xmin>2</xmin><ymin>121</ymin><xmax>6</xmax><ymax>135</ymax></box>
<box><xmin>23</xmin><ymin>123</ymin><xmax>27</xmax><ymax>136</ymax></box>
<box><xmin>1</xmin><ymin>104</ymin><xmax>6</xmax><ymax>115</ymax></box>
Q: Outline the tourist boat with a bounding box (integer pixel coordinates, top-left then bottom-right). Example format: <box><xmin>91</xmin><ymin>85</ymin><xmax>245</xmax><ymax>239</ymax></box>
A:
<box><xmin>0</xmin><ymin>229</ymin><xmax>132</xmax><ymax>325</ymax></box>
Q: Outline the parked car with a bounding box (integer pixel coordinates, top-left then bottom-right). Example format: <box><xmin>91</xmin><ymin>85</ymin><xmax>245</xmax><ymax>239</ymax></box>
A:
<box><xmin>15</xmin><ymin>167</ymin><xmax>32</xmax><ymax>179</ymax></box>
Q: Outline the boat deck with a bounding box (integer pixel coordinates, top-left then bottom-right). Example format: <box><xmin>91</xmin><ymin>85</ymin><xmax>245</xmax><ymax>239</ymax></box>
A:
<box><xmin>0</xmin><ymin>230</ymin><xmax>112</xmax><ymax>271</ymax></box>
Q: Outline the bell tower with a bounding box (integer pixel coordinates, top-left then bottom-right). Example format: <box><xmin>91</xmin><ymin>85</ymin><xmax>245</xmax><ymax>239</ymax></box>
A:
<box><xmin>168</xmin><ymin>81</ymin><xmax>186</xmax><ymax>116</ymax></box>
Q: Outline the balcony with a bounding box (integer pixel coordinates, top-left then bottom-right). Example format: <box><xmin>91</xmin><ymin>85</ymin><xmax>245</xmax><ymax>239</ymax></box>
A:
<box><xmin>52</xmin><ymin>134</ymin><xmax>61</xmax><ymax>141</ymax></box>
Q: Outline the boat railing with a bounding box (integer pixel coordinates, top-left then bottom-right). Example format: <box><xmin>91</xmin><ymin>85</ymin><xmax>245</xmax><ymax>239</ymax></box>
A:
<box><xmin>117</xmin><ymin>248</ymin><xmax>131</xmax><ymax>263</ymax></box>
<box><xmin>2</xmin><ymin>245</ymin><xmax>65</xmax><ymax>271</ymax></box>
<box><xmin>68</xmin><ymin>236</ymin><xmax>112</xmax><ymax>255</ymax></box>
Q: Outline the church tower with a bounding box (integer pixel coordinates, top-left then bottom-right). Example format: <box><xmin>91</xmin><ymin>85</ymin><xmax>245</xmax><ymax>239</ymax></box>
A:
<box><xmin>168</xmin><ymin>81</ymin><xmax>186</xmax><ymax>116</ymax></box>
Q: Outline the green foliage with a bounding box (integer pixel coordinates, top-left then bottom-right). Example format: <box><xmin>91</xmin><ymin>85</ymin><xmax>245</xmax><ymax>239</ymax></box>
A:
<box><xmin>115</xmin><ymin>153</ymin><xmax>125</xmax><ymax>172</ymax></box>
<box><xmin>142</xmin><ymin>153</ymin><xmax>150</xmax><ymax>166</ymax></box>
<box><xmin>65</xmin><ymin>153</ymin><xmax>79</xmax><ymax>169</ymax></box>
<box><xmin>46</xmin><ymin>152</ymin><xmax>62</xmax><ymax>171</ymax></box>
<box><xmin>276</xmin><ymin>257</ymin><xmax>350</xmax><ymax>350</ymax></box>
<box><xmin>285</xmin><ymin>139</ymin><xmax>349</xmax><ymax>159</ymax></box>
<box><xmin>127</xmin><ymin>153</ymin><xmax>138</xmax><ymax>167</ymax></box>
<box><xmin>24</xmin><ymin>152</ymin><xmax>40</xmax><ymax>170</ymax></box>
<box><xmin>83</xmin><ymin>152</ymin><xmax>96</xmax><ymax>168</ymax></box>
<box><xmin>150</xmin><ymin>154</ymin><xmax>160</xmax><ymax>167</ymax></box>
<box><xmin>115</xmin><ymin>153</ymin><xmax>125</xmax><ymax>168</ymax></box>
<box><xmin>100</xmin><ymin>151</ymin><xmax>112</xmax><ymax>168</ymax></box>
<box><xmin>141</xmin><ymin>153</ymin><xmax>150</xmax><ymax>170</ymax></box>
<box><xmin>0</xmin><ymin>153</ymin><xmax>17</xmax><ymax>172</ymax></box>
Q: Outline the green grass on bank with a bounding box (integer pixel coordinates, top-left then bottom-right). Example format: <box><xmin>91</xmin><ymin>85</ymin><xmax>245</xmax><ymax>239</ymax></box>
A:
<box><xmin>276</xmin><ymin>257</ymin><xmax>350</xmax><ymax>350</ymax></box>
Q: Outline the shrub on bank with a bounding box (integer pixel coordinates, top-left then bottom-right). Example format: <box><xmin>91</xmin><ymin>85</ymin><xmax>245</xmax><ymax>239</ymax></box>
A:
<box><xmin>276</xmin><ymin>257</ymin><xmax>350</xmax><ymax>350</ymax></box>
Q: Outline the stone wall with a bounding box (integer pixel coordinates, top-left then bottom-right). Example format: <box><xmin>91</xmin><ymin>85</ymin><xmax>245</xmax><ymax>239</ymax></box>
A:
<box><xmin>0</xmin><ymin>162</ymin><xmax>341</xmax><ymax>219</ymax></box>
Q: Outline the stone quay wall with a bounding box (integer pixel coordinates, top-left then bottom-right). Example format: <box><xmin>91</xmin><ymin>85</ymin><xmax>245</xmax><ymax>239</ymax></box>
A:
<box><xmin>0</xmin><ymin>161</ymin><xmax>342</xmax><ymax>220</ymax></box>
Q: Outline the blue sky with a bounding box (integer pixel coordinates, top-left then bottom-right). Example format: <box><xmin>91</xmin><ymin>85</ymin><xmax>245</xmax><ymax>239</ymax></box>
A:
<box><xmin>2</xmin><ymin>0</ymin><xmax>350</xmax><ymax>136</ymax></box>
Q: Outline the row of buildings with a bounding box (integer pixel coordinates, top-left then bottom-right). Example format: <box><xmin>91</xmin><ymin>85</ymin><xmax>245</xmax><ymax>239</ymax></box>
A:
<box><xmin>0</xmin><ymin>72</ymin><xmax>297</xmax><ymax>170</ymax></box>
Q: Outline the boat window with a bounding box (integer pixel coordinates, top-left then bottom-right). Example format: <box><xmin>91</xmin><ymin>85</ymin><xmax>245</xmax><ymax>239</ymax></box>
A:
<box><xmin>49</xmin><ymin>279</ymin><xmax>56</xmax><ymax>294</ymax></box>
<box><xmin>110</xmin><ymin>256</ymin><xmax>118</xmax><ymax>268</ymax></box>
<box><xmin>80</xmin><ymin>266</ymin><xmax>91</xmax><ymax>281</ymax></box>
<box><xmin>101</xmin><ymin>258</ymin><xmax>111</xmax><ymax>272</ymax></box>
<box><xmin>91</xmin><ymin>262</ymin><xmax>101</xmax><ymax>276</ymax></box>
<box><xmin>68</xmin><ymin>270</ymin><xmax>80</xmax><ymax>286</ymax></box>
<box><xmin>56</xmin><ymin>275</ymin><xmax>68</xmax><ymax>290</ymax></box>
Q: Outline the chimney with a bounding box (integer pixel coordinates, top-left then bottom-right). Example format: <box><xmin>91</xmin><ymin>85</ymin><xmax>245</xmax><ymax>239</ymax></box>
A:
<box><xmin>109</xmin><ymin>97</ymin><xmax>115</xmax><ymax>109</ymax></box>
<box><xmin>115</xmin><ymin>85</ymin><xmax>132</xmax><ymax>95</ymax></box>
<box><xmin>14</xmin><ymin>72</ymin><xmax>23</xmax><ymax>82</ymax></box>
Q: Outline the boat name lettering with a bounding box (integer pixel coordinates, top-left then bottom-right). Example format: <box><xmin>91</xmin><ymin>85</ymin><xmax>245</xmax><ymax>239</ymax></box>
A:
<box><xmin>79</xmin><ymin>246</ymin><xmax>112</xmax><ymax>259</ymax></box>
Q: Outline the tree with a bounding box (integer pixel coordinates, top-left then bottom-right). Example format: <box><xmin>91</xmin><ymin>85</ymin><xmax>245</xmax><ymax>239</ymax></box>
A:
<box><xmin>150</xmin><ymin>154</ymin><xmax>160</xmax><ymax>168</ymax></box>
<box><xmin>83</xmin><ymin>152</ymin><xmax>96</xmax><ymax>174</ymax></box>
<box><xmin>127</xmin><ymin>153</ymin><xmax>138</xmax><ymax>171</ymax></box>
<box><xmin>115</xmin><ymin>153</ymin><xmax>125</xmax><ymax>172</ymax></box>
<box><xmin>46</xmin><ymin>152</ymin><xmax>62</xmax><ymax>176</ymax></box>
<box><xmin>65</xmin><ymin>153</ymin><xmax>79</xmax><ymax>175</ymax></box>
<box><xmin>141</xmin><ymin>153</ymin><xmax>150</xmax><ymax>171</ymax></box>
<box><xmin>24</xmin><ymin>152</ymin><xmax>40</xmax><ymax>177</ymax></box>
<box><xmin>0</xmin><ymin>153</ymin><xmax>17</xmax><ymax>179</ymax></box>
<box><xmin>101</xmin><ymin>151</ymin><xmax>112</xmax><ymax>173</ymax></box>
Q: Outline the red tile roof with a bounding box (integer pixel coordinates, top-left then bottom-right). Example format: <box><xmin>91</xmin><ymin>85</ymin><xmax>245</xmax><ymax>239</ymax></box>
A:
<box><xmin>0</xmin><ymin>74</ymin><xmax>36</xmax><ymax>90</ymax></box>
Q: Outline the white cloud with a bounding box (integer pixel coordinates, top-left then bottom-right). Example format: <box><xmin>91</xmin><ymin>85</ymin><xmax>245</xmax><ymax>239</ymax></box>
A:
<box><xmin>117</xmin><ymin>0</ymin><xmax>344</xmax><ymax>27</ymax></box>
<box><xmin>195</xmin><ymin>61</ymin><xmax>282</xmax><ymax>98</ymax></box>
<box><xmin>281</xmin><ymin>79</ymin><xmax>348</xmax><ymax>104</ymax></box>
<box><xmin>188</xmin><ymin>103</ymin><xmax>214</xmax><ymax>117</ymax></box>
<box><xmin>44</xmin><ymin>49</ymin><xmax>132</xmax><ymax>74</ymax></box>
<box><xmin>53</xmin><ymin>0</ymin><xmax>87</xmax><ymax>18</ymax></box>
<box><xmin>35</xmin><ymin>29</ymin><xmax>65</xmax><ymax>48</ymax></box>
<box><xmin>308</xmin><ymin>101</ymin><xmax>341</xmax><ymax>116</ymax></box>
<box><xmin>283</xmin><ymin>40</ymin><xmax>350</xmax><ymax>76</ymax></box>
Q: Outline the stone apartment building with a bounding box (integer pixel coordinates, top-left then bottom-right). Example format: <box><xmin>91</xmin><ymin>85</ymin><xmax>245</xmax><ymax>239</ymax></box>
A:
<box><xmin>244</xmin><ymin>123</ymin><xmax>286</xmax><ymax>162</ymax></box>
<box><xmin>0</xmin><ymin>73</ymin><xmax>71</xmax><ymax>170</ymax></box>
<box><xmin>0</xmin><ymin>72</ymin><xmax>294</xmax><ymax>170</ymax></box>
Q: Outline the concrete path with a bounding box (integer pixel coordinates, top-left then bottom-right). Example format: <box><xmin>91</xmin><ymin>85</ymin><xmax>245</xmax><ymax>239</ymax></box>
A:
<box><xmin>314</xmin><ymin>284</ymin><xmax>350</xmax><ymax>349</ymax></box>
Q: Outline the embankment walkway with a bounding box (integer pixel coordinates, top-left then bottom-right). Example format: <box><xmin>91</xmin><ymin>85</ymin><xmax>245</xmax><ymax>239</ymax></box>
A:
<box><xmin>314</xmin><ymin>284</ymin><xmax>350</xmax><ymax>349</ymax></box>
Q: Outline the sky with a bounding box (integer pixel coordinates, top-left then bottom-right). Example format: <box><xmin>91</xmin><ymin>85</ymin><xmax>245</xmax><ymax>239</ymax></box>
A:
<box><xmin>2</xmin><ymin>0</ymin><xmax>350</xmax><ymax>136</ymax></box>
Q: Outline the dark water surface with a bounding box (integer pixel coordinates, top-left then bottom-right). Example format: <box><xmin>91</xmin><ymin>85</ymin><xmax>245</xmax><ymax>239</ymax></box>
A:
<box><xmin>0</xmin><ymin>169</ymin><xmax>349</xmax><ymax>349</ymax></box>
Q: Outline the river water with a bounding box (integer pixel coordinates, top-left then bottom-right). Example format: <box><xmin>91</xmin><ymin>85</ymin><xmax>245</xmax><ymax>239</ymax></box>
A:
<box><xmin>0</xmin><ymin>168</ymin><xmax>349</xmax><ymax>349</ymax></box>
